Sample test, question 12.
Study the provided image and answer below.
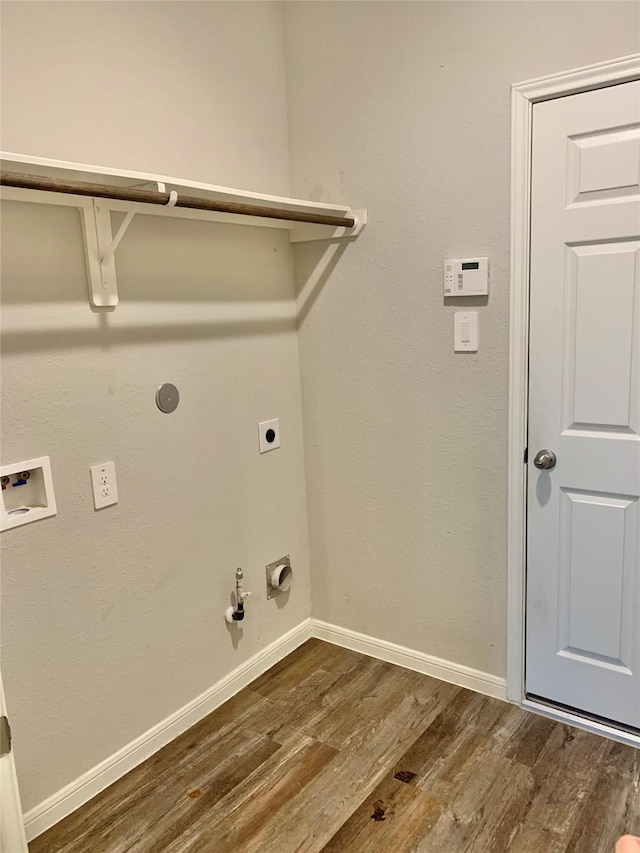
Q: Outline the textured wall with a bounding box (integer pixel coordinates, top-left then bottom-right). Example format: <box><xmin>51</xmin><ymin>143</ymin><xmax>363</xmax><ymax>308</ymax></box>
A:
<box><xmin>286</xmin><ymin>1</ymin><xmax>640</xmax><ymax>677</ymax></box>
<box><xmin>0</xmin><ymin>1</ymin><xmax>291</xmax><ymax>194</ymax></box>
<box><xmin>0</xmin><ymin>2</ymin><xmax>310</xmax><ymax>813</ymax></box>
<box><xmin>4</xmin><ymin>0</ymin><xmax>640</xmax><ymax>821</ymax></box>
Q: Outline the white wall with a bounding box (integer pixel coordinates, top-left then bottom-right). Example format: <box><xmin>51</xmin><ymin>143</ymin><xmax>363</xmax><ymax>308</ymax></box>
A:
<box><xmin>0</xmin><ymin>1</ymin><xmax>310</xmax><ymax>814</ymax></box>
<box><xmin>286</xmin><ymin>1</ymin><xmax>640</xmax><ymax>677</ymax></box>
<box><xmin>0</xmin><ymin>0</ymin><xmax>291</xmax><ymax>194</ymax></box>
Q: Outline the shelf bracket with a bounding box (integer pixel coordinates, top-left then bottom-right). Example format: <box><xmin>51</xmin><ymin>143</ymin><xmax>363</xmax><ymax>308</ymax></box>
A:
<box><xmin>80</xmin><ymin>181</ymin><xmax>166</xmax><ymax>310</ymax></box>
<box><xmin>81</xmin><ymin>199</ymin><xmax>118</xmax><ymax>310</ymax></box>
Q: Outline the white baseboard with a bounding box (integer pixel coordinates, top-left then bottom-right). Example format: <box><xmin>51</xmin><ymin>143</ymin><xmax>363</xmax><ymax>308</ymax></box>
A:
<box><xmin>311</xmin><ymin>619</ymin><xmax>507</xmax><ymax>701</ymax></box>
<box><xmin>25</xmin><ymin>616</ymin><xmax>507</xmax><ymax>842</ymax></box>
<box><xmin>24</xmin><ymin>618</ymin><xmax>312</xmax><ymax>842</ymax></box>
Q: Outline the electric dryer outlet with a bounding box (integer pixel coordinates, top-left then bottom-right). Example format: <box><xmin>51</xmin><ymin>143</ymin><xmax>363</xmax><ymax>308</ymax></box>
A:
<box><xmin>258</xmin><ymin>419</ymin><xmax>280</xmax><ymax>454</ymax></box>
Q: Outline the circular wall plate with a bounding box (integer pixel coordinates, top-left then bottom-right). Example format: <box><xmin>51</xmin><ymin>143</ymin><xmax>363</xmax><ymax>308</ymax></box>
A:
<box><xmin>156</xmin><ymin>383</ymin><xmax>180</xmax><ymax>414</ymax></box>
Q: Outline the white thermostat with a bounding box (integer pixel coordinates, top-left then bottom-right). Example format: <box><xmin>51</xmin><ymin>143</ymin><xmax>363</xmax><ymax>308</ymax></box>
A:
<box><xmin>444</xmin><ymin>257</ymin><xmax>488</xmax><ymax>297</ymax></box>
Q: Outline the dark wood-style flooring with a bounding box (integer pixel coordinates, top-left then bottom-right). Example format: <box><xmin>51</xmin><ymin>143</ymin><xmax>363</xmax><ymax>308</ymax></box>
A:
<box><xmin>31</xmin><ymin>639</ymin><xmax>640</xmax><ymax>852</ymax></box>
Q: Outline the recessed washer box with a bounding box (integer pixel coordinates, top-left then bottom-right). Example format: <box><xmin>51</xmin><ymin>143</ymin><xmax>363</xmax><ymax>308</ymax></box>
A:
<box><xmin>1</xmin><ymin>456</ymin><xmax>57</xmax><ymax>531</ymax></box>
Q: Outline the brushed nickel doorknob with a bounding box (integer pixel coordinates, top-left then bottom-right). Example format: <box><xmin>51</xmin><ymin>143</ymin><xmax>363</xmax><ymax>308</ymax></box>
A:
<box><xmin>533</xmin><ymin>449</ymin><xmax>557</xmax><ymax>470</ymax></box>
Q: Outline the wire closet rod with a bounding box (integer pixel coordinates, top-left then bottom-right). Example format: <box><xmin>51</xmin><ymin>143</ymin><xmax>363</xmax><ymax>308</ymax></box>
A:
<box><xmin>0</xmin><ymin>171</ymin><xmax>356</xmax><ymax>229</ymax></box>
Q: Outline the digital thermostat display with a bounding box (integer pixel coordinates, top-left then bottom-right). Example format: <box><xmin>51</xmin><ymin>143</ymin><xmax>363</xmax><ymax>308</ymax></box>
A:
<box><xmin>444</xmin><ymin>257</ymin><xmax>489</xmax><ymax>297</ymax></box>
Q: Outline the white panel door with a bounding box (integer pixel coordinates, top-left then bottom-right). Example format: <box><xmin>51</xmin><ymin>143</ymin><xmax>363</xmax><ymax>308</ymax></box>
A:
<box><xmin>526</xmin><ymin>81</ymin><xmax>640</xmax><ymax>729</ymax></box>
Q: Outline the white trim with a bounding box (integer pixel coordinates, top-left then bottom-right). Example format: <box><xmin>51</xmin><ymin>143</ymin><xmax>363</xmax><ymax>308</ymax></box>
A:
<box><xmin>1</xmin><ymin>672</ymin><xmax>28</xmax><ymax>852</ymax></box>
<box><xmin>24</xmin><ymin>619</ymin><xmax>312</xmax><ymax>842</ymax></box>
<box><xmin>507</xmin><ymin>55</ymin><xmax>640</xmax><ymax>704</ymax></box>
<box><xmin>507</xmin><ymin>77</ymin><xmax>532</xmax><ymax>704</ymax></box>
<box><xmin>523</xmin><ymin>699</ymin><xmax>640</xmax><ymax>750</ymax></box>
<box><xmin>311</xmin><ymin>620</ymin><xmax>507</xmax><ymax>701</ymax></box>
<box><xmin>513</xmin><ymin>53</ymin><xmax>640</xmax><ymax>103</ymax></box>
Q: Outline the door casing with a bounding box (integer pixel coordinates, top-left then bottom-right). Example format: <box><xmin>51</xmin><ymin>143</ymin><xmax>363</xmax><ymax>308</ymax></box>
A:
<box><xmin>507</xmin><ymin>53</ymin><xmax>640</xmax><ymax>746</ymax></box>
<box><xmin>0</xmin><ymin>671</ymin><xmax>28</xmax><ymax>852</ymax></box>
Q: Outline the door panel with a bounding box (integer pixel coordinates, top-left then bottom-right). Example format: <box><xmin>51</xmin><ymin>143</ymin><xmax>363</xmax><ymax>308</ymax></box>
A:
<box><xmin>526</xmin><ymin>81</ymin><xmax>640</xmax><ymax>729</ymax></box>
<box><xmin>568</xmin><ymin>126</ymin><xmax>640</xmax><ymax>204</ymax></box>
<box><xmin>558</xmin><ymin>488</ymin><xmax>637</xmax><ymax>666</ymax></box>
<box><xmin>567</xmin><ymin>242</ymin><xmax>638</xmax><ymax>431</ymax></box>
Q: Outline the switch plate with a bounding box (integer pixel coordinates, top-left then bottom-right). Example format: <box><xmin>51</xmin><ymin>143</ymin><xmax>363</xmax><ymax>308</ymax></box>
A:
<box><xmin>454</xmin><ymin>311</ymin><xmax>478</xmax><ymax>351</ymax></box>
<box><xmin>90</xmin><ymin>461</ymin><xmax>118</xmax><ymax>509</ymax></box>
<box><xmin>258</xmin><ymin>419</ymin><xmax>280</xmax><ymax>454</ymax></box>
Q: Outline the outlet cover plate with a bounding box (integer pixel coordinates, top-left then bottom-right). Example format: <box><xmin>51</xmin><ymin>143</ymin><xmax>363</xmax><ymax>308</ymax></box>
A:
<box><xmin>258</xmin><ymin>419</ymin><xmax>280</xmax><ymax>454</ymax></box>
<box><xmin>90</xmin><ymin>461</ymin><xmax>118</xmax><ymax>509</ymax></box>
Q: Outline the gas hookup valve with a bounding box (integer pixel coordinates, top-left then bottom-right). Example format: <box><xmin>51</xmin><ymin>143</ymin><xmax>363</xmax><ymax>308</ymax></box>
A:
<box><xmin>225</xmin><ymin>567</ymin><xmax>252</xmax><ymax>624</ymax></box>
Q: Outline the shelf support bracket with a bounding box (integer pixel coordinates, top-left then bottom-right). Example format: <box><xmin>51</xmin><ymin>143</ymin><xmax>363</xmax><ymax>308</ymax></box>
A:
<box><xmin>81</xmin><ymin>199</ymin><xmax>118</xmax><ymax>310</ymax></box>
<box><xmin>80</xmin><ymin>181</ymin><xmax>166</xmax><ymax>310</ymax></box>
<box><xmin>100</xmin><ymin>204</ymin><xmax>140</xmax><ymax>266</ymax></box>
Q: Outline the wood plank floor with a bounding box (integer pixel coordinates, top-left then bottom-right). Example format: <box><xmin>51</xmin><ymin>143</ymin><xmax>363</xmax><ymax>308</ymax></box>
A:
<box><xmin>30</xmin><ymin>639</ymin><xmax>640</xmax><ymax>853</ymax></box>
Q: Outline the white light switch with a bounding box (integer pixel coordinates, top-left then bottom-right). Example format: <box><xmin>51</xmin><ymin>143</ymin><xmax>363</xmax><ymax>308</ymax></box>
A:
<box><xmin>454</xmin><ymin>311</ymin><xmax>478</xmax><ymax>351</ymax></box>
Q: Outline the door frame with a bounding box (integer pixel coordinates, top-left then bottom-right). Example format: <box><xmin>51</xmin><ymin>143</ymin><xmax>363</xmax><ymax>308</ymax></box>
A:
<box><xmin>0</xmin><ymin>671</ymin><xmax>28</xmax><ymax>852</ymax></box>
<box><xmin>507</xmin><ymin>53</ymin><xmax>640</xmax><ymax>738</ymax></box>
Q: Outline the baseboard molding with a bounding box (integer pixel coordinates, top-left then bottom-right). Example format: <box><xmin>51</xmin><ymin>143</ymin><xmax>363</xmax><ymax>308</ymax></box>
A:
<box><xmin>311</xmin><ymin>619</ymin><xmax>507</xmax><ymax>701</ymax></box>
<box><xmin>24</xmin><ymin>618</ymin><xmax>312</xmax><ymax>842</ymax></box>
<box><xmin>25</xmin><ymin>616</ymin><xmax>507</xmax><ymax>841</ymax></box>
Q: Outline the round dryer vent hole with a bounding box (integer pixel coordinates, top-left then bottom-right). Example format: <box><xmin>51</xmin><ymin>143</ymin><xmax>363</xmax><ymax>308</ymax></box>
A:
<box><xmin>266</xmin><ymin>556</ymin><xmax>292</xmax><ymax>599</ymax></box>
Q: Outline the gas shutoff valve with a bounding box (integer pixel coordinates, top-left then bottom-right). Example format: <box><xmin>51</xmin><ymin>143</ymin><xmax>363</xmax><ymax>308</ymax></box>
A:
<box><xmin>225</xmin><ymin>567</ymin><xmax>251</xmax><ymax>624</ymax></box>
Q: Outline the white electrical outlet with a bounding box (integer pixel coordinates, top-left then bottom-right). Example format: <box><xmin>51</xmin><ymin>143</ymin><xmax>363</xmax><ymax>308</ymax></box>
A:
<box><xmin>90</xmin><ymin>461</ymin><xmax>118</xmax><ymax>509</ymax></box>
<box><xmin>258</xmin><ymin>419</ymin><xmax>280</xmax><ymax>453</ymax></box>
